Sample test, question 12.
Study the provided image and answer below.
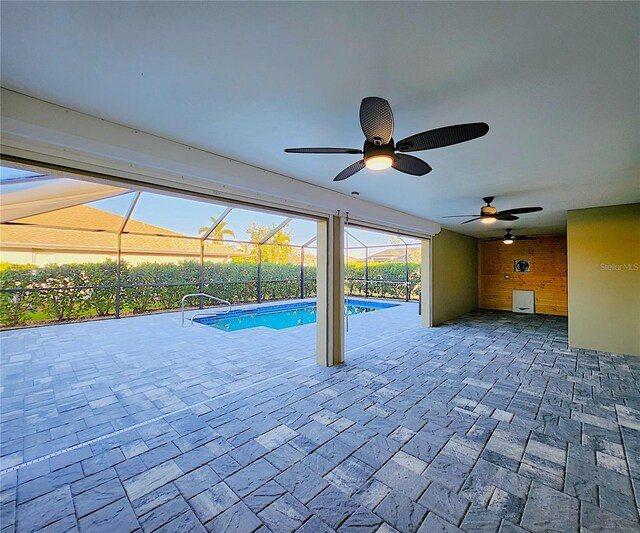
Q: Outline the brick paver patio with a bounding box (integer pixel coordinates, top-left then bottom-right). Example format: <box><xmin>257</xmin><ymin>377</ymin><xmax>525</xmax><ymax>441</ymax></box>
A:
<box><xmin>1</xmin><ymin>305</ymin><xmax>639</xmax><ymax>532</ymax></box>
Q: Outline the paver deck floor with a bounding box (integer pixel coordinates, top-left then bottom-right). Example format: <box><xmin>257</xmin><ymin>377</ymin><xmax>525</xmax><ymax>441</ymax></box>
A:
<box><xmin>1</xmin><ymin>307</ymin><xmax>639</xmax><ymax>532</ymax></box>
<box><xmin>0</xmin><ymin>299</ymin><xmax>417</xmax><ymax>466</ymax></box>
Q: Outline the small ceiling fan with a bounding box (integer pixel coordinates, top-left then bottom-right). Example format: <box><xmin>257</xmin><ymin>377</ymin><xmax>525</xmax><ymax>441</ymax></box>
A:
<box><xmin>444</xmin><ymin>196</ymin><xmax>543</xmax><ymax>225</ymax></box>
<box><xmin>284</xmin><ymin>97</ymin><xmax>489</xmax><ymax>181</ymax></box>
<box><xmin>500</xmin><ymin>228</ymin><xmax>537</xmax><ymax>244</ymax></box>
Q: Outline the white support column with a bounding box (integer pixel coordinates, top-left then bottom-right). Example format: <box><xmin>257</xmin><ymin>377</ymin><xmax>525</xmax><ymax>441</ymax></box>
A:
<box><xmin>316</xmin><ymin>215</ymin><xmax>345</xmax><ymax>366</ymax></box>
<box><xmin>421</xmin><ymin>238</ymin><xmax>432</xmax><ymax>327</ymax></box>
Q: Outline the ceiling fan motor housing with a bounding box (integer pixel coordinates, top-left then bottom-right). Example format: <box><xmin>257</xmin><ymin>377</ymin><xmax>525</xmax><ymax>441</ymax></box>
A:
<box><xmin>362</xmin><ymin>139</ymin><xmax>395</xmax><ymax>161</ymax></box>
<box><xmin>363</xmin><ymin>139</ymin><xmax>396</xmax><ymax>162</ymax></box>
<box><xmin>480</xmin><ymin>196</ymin><xmax>497</xmax><ymax>216</ymax></box>
<box><xmin>481</xmin><ymin>205</ymin><xmax>497</xmax><ymax>215</ymax></box>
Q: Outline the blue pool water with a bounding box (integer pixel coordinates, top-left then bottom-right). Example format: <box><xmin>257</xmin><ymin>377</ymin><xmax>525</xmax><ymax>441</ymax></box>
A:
<box><xmin>195</xmin><ymin>299</ymin><xmax>397</xmax><ymax>332</ymax></box>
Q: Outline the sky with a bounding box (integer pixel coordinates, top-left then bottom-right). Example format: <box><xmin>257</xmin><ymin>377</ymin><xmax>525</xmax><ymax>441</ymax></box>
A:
<box><xmin>89</xmin><ymin>192</ymin><xmax>320</xmax><ymax>245</ymax></box>
<box><xmin>0</xmin><ymin>168</ymin><xmax>42</xmax><ymax>181</ymax></box>
<box><xmin>1</xmin><ymin>166</ymin><xmax>420</xmax><ymax>248</ymax></box>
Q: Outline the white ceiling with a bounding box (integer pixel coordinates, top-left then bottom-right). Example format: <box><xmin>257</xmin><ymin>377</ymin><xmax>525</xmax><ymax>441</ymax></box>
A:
<box><xmin>1</xmin><ymin>2</ymin><xmax>638</xmax><ymax>237</ymax></box>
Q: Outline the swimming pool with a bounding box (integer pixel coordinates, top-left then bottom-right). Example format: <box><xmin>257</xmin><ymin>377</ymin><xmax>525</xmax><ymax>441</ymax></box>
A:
<box><xmin>194</xmin><ymin>299</ymin><xmax>397</xmax><ymax>331</ymax></box>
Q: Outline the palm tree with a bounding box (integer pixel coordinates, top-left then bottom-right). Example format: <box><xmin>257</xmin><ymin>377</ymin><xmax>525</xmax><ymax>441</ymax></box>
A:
<box><xmin>235</xmin><ymin>223</ymin><xmax>296</xmax><ymax>264</ymax></box>
<box><xmin>269</xmin><ymin>230</ymin><xmax>294</xmax><ymax>264</ymax></box>
<box><xmin>198</xmin><ymin>219</ymin><xmax>236</xmax><ymax>241</ymax></box>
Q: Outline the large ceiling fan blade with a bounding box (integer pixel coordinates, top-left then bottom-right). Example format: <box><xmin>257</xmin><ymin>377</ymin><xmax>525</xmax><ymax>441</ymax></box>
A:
<box><xmin>284</xmin><ymin>147</ymin><xmax>363</xmax><ymax>154</ymax></box>
<box><xmin>496</xmin><ymin>206</ymin><xmax>543</xmax><ymax>216</ymax></box>
<box><xmin>496</xmin><ymin>214</ymin><xmax>519</xmax><ymax>221</ymax></box>
<box><xmin>333</xmin><ymin>160</ymin><xmax>365</xmax><ymax>181</ymax></box>
<box><xmin>360</xmin><ymin>97</ymin><xmax>394</xmax><ymax>145</ymax></box>
<box><xmin>461</xmin><ymin>217</ymin><xmax>481</xmax><ymax>224</ymax></box>
<box><xmin>396</xmin><ymin>122</ymin><xmax>489</xmax><ymax>152</ymax></box>
<box><xmin>392</xmin><ymin>154</ymin><xmax>432</xmax><ymax>176</ymax></box>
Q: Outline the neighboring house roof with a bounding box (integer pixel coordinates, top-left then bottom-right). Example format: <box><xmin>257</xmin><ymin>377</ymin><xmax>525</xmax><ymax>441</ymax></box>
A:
<box><xmin>0</xmin><ymin>205</ymin><xmax>244</xmax><ymax>258</ymax></box>
<box><xmin>12</xmin><ymin>204</ymin><xmax>183</xmax><ymax>234</ymax></box>
<box><xmin>367</xmin><ymin>247</ymin><xmax>421</xmax><ymax>263</ymax></box>
<box><xmin>368</xmin><ymin>248</ymin><xmax>407</xmax><ymax>262</ymax></box>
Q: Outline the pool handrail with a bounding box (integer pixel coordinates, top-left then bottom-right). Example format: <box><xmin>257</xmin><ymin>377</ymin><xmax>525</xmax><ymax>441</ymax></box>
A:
<box><xmin>181</xmin><ymin>293</ymin><xmax>231</xmax><ymax>326</ymax></box>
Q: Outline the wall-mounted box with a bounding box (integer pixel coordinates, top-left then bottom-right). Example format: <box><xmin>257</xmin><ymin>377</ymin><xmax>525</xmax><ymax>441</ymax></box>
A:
<box><xmin>513</xmin><ymin>290</ymin><xmax>534</xmax><ymax>314</ymax></box>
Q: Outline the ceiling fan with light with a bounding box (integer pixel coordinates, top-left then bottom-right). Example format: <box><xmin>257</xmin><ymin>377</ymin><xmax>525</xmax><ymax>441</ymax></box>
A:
<box><xmin>444</xmin><ymin>196</ymin><xmax>543</xmax><ymax>225</ymax></box>
<box><xmin>284</xmin><ymin>97</ymin><xmax>489</xmax><ymax>181</ymax></box>
<box><xmin>500</xmin><ymin>228</ymin><xmax>537</xmax><ymax>244</ymax></box>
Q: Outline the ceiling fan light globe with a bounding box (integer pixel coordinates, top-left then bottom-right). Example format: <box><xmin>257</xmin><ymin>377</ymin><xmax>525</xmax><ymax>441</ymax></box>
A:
<box><xmin>365</xmin><ymin>155</ymin><xmax>394</xmax><ymax>171</ymax></box>
<box><xmin>481</xmin><ymin>216</ymin><xmax>496</xmax><ymax>224</ymax></box>
<box><xmin>503</xmin><ymin>238</ymin><xmax>514</xmax><ymax>244</ymax></box>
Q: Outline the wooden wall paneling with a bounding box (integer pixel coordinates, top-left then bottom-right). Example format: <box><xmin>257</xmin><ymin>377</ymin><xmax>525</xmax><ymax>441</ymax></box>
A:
<box><xmin>478</xmin><ymin>234</ymin><xmax>567</xmax><ymax>316</ymax></box>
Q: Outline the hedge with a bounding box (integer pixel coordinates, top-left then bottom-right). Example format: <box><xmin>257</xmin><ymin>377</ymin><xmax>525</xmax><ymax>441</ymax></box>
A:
<box><xmin>0</xmin><ymin>263</ymin><xmax>39</xmax><ymax>327</ymax></box>
<box><xmin>0</xmin><ymin>259</ymin><xmax>418</xmax><ymax>328</ymax></box>
<box><xmin>345</xmin><ymin>262</ymin><xmax>421</xmax><ymax>300</ymax></box>
<box><xmin>0</xmin><ymin>261</ymin><xmax>310</xmax><ymax>327</ymax></box>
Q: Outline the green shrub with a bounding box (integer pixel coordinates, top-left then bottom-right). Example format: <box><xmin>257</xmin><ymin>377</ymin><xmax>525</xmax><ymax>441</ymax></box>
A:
<box><xmin>36</xmin><ymin>264</ymin><xmax>88</xmax><ymax>321</ymax></box>
<box><xmin>0</xmin><ymin>257</ymin><xmax>417</xmax><ymax>327</ymax></box>
<box><xmin>83</xmin><ymin>260</ymin><xmax>121</xmax><ymax>316</ymax></box>
<box><xmin>261</xmin><ymin>262</ymin><xmax>301</xmax><ymax>301</ymax></box>
<box><xmin>150</xmin><ymin>261</ymin><xmax>199</xmax><ymax>309</ymax></box>
<box><xmin>203</xmin><ymin>261</ymin><xmax>258</xmax><ymax>303</ymax></box>
<box><xmin>0</xmin><ymin>263</ymin><xmax>38</xmax><ymax>326</ymax></box>
<box><xmin>345</xmin><ymin>262</ymin><xmax>421</xmax><ymax>300</ymax></box>
<box><xmin>302</xmin><ymin>266</ymin><xmax>316</xmax><ymax>298</ymax></box>
<box><xmin>122</xmin><ymin>263</ymin><xmax>159</xmax><ymax>314</ymax></box>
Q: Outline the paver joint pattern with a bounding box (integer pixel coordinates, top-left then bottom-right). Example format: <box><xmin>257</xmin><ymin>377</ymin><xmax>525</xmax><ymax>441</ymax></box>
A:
<box><xmin>1</xmin><ymin>309</ymin><xmax>639</xmax><ymax>532</ymax></box>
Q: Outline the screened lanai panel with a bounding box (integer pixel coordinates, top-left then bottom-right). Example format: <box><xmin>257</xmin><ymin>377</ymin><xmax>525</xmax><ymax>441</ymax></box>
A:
<box><xmin>278</xmin><ymin>218</ymin><xmax>317</xmax><ymax>246</ymax></box>
<box><xmin>213</xmin><ymin>208</ymin><xmax>289</xmax><ymax>244</ymax></box>
<box><xmin>80</xmin><ymin>194</ymin><xmax>137</xmax><ymax>232</ymax></box>
<box><xmin>123</xmin><ymin>192</ymin><xmax>228</xmax><ymax>237</ymax></box>
<box><xmin>0</xmin><ymin>223</ymin><xmax>119</xmax><ymax>252</ymax></box>
<box><xmin>120</xmin><ymin>233</ymin><xmax>241</xmax><ymax>259</ymax></box>
<box><xmin>1</xmin><ymin>178</ymin><xmax>130</xmax><ymax>225</ymax></box>
<box><xmin>346</xmin><ymin>226</ymin><xmax>421</xmax><ymax>247</ymax></box>
<box><xmin>343</xmin><ymin>226</ymin><xmax>422</xmax><ymax>301</ymax></box>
